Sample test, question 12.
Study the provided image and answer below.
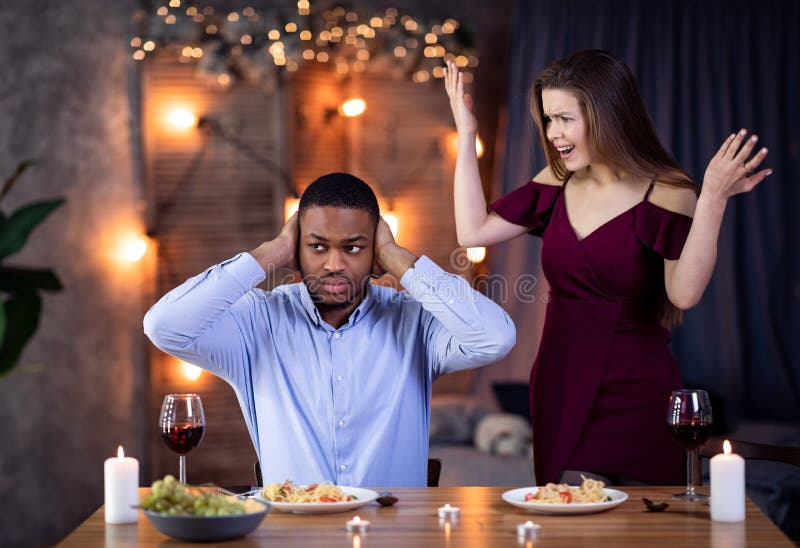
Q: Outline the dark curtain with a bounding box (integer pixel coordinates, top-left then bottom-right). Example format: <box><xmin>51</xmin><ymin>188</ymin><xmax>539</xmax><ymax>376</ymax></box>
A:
<box><xmin>496</xmin><ymin>0</ymin><xmax>800</xmax><ymax>425</ymax></box>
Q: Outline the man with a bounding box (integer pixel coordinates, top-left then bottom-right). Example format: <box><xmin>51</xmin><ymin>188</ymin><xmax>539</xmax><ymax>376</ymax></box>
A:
<box><xmin>144</xmin><ymin>172</ymin><xmax>515</xmax><ymax>486</ymax></box>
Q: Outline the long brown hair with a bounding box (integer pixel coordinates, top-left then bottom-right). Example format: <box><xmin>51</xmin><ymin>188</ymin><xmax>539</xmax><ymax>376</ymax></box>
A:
<box><xmin>530</xmin><ymin>49</ymin><xmax>696</xmax><ymax>327</ymax></box>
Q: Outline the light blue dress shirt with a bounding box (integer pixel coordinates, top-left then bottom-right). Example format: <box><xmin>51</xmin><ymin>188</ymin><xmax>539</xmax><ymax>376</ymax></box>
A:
<box><xmin>144</xmin><ymin>252</ymin><xmax>515</xmax><ymax>487</ymax></box>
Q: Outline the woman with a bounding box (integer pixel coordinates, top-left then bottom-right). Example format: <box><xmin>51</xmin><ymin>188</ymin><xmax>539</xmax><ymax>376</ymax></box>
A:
<box><xmin>444</xmin><ymin>50</ymin><xmax>771</xmax><ymax>485</ymax></box>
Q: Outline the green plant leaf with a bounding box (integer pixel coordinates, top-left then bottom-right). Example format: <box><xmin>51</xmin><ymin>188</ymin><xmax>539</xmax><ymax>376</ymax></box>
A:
<box><xmin>0</xmin><ymin>267</ymin><xmax>63</xmax><ymax>292</ymax></box>
<box><xmin>0</xmin><ymin>292</ymin><xmax>42</xmax><ymax>376</ymax></box>
<box><xmin>0</xmin><ymin>159</ymin><xmax>37</xmax><ymax>202</ymax></box>
<box><xmin>0</xmin><ymin>198</ymin><xmax>65</xmax><ymax>260</ymax></box>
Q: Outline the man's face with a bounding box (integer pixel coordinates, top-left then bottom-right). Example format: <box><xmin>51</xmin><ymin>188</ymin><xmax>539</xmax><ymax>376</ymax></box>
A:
<box><xmin>298</xmin><ymin>206</ymin><xmax>375</xmax><ymax>310</ymax></box>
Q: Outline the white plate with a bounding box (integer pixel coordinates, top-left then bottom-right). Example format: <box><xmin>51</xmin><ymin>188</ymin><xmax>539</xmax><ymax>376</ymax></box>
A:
<box><xmin>502</xmin><ymin>487</ymin><xmax>628</xmax><ymax>515</ymax></box>
<box><xmin>256</xmin><ymin>486</ymin><xmax>378</xmax><ymax>514</ymax></box>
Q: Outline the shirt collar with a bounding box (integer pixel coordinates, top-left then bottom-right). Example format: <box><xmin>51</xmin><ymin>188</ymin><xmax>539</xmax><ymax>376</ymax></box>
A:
<box><xmin>298</xmin><ymin>281</ymin><xmax>376</xmax><ymax>330</ymax></box>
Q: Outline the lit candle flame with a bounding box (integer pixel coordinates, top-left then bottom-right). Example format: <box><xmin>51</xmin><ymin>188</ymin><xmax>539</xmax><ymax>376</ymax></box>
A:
<box><xmin>525</xmin><ymin>520</ymin><xmax>534</xmax><ymax>527</ymax></box>
<box><xmin>352</xmin><ymin>516</ymin><xmax>360</xmax><ymax>524</ymax></box>
<box><xmin>444</xmin><ymin>504</ymin><xmax>450</xmax><ymax>510</ymax></box>
<box><xmin>723</xmin><ymin>439</ymin><xmax>732</xmax><ymax>455</ymax></box>
<box><xmin>117</xmin><ymin>445</ymin><xmax>125</xmax><ymax>459</ymax></box>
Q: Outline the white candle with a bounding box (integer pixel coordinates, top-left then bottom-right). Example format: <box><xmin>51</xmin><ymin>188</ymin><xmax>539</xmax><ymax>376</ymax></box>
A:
<box><xmin>517</xmin><ymin>520</ymin><xmax>541</xmax><ymax>538</ymax></box>
<box><xmin>710</xmin><ymin>440</ymin><xmax>745</xmax><ymax>522</ymax></box>
<box><xmin>437</xmin><ymin>503</ymin><xmax>461</xmax><ymax>520</ymax></box>
<box><xmin>104</xmin><ymin>446</ymin><xmax>139</xmax><ymax>524</ymax></box>
<box><xmin>345</xmin><ymin>515</ymin><xmax>370</xmax><ymax>533</ymax></box>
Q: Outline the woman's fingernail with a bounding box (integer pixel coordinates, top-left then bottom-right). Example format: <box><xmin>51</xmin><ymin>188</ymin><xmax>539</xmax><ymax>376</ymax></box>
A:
<box><xmin>739</xmin><ymin>129</ymin><xmax>747</xmax><ymax>136</ymax></box>
<box><xmin>761</xmin><ymin>147</ymin><xmax>768</xmax><ymax>154</ymax></box>
<box><xmin>751</xmin><ymin>135</ymin><xmax>758</xmax><ymax>142</ymax></box>
<box><xmin>766</xmin><ymin>170</ymin><xmax>773</xmax><ymax>175</ymax></box>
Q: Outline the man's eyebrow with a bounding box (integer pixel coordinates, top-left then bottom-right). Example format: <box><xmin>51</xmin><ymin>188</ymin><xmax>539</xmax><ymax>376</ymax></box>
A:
<box><xmin>305</xmin><ymin>234</ymin><xmax>368</xmax><ymax>243</ymax></box>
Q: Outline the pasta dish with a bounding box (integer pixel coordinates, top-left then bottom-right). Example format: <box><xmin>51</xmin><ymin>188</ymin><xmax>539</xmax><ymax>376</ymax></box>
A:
<box><xmin>524</xmin><ymin>476</ymin><xmax>610</xmax><ymax>504</ymax></box>
<box><xmin>261</xmin><ymin>480</ymin><xmax>355</xmax><ymax>503</ymax></box>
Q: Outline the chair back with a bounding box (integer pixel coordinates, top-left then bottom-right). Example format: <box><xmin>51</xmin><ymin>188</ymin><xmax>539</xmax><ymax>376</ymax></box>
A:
<box><xmin>699</xmin><ymin>436</ymin><xmax>800</xmax><ymax>466</ymax></box>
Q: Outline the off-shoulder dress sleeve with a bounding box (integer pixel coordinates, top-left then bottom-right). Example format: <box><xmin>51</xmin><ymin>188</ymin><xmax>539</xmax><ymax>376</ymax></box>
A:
<box><xmin>488</xmin><ymin>180</ymin><xmax>561</xmax><ymax>237</ymax></box>
<box><xmin>633</xmin><ymin>201</ymin><xmax>693</xmax><ymax>260</ymax></box>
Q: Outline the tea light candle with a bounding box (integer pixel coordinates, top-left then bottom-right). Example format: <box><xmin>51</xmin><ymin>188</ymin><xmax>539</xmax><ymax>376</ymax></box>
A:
<box><xmin>710</xmin><ymin>440</ymin><xmax>746</xmax><ymax>522</ymax></box>
<box><xmin>437</xmin><ymin>503</ymin><xmax>461</xmax><ymax>520</ymax></box>
<box><xmin>345</xmin><ymin>515</ymin><xmax>370</xmax><ymax>533</ymax></box>
<box><xmin>517</xmin><ymin>520</ymin><xmax>541</xmax><ymax>538</ymax></box>
<box><xmin>104</xmin><ymin>445</ymin><xmax>139</xmax><ymax>524</ymax></box>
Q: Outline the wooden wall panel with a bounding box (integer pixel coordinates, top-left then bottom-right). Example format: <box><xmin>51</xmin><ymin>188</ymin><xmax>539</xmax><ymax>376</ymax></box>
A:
<box><xmin>144</xmin><ymin>55</ymin><xmax>286</xmax><ymax>485</ymax></box>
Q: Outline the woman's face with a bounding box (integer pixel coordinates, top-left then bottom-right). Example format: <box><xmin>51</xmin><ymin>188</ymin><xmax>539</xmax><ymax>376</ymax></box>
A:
<box><xmin>542</xmin><ymin>88</ymin><xmax>592</xmax><ymax>171</ymax></box>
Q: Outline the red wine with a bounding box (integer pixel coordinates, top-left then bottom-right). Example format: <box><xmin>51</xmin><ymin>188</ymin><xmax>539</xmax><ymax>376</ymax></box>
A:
<box><xmin>669</xmin><ymin>421</ymin><xmax>711</xmax><ymax>450</ymax></box>
<box><xmin>160</xmin><ymin>424</ymin><xmax>204</xmax><ymax>454</ymax></box>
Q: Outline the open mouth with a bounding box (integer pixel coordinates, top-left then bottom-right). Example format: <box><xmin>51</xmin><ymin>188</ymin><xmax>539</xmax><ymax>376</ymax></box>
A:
<box><xmin>556</xmin><ymin>145</ymin><xmax>575</xmax><ymax>157</ymax></box>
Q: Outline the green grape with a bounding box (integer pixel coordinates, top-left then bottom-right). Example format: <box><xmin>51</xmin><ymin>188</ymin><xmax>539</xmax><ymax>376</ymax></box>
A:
<box><xmin>140</xmin><ymin>475</ymin><xmax>247</xmax><ymax>516</ymax></box>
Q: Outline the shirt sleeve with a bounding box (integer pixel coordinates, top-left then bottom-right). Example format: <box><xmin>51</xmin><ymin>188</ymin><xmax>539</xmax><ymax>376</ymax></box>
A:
<box><xmin>400</xmin><ymin>256</ymin><xmax>516</xmax><ymax>378</ymax></box>
<box><xmin>142</xmin><ymin>252</ymin><xmax>267</xmax><ymax>384</ymax></box>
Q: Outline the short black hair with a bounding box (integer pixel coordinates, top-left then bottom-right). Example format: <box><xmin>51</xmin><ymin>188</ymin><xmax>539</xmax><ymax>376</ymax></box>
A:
<box><xmin>298</xmin><ymin>172</ymin><xmax>380</xmax><ymax>224</ymax></box>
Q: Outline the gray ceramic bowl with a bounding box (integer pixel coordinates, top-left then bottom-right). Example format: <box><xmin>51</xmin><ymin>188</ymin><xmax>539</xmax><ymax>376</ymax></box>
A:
<box><xmin>144</xmin><ymin>499</ymin><xmax>270</xmax><ymax>542</ymax></box>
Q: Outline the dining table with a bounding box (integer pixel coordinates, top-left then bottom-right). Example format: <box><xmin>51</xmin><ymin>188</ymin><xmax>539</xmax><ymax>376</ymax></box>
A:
<box><xmin>59</xmin><ymin>485</ymin><xmax>794</xmax><ymax>547</ymax></box>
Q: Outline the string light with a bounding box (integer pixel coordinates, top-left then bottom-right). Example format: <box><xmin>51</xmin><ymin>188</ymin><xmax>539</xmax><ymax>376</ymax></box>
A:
<box><xmin>130</xmin><ymin>7</ymin><xmax>477</xmax><ymax>87</ymax></box>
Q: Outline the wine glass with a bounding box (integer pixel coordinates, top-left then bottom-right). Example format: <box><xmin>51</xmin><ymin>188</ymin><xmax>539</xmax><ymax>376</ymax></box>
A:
<box><xmin>667</xmin><ymin>389</ymin><xmax>713</xmax><ymax>500</ymax></box>
<box><xmin>159</xmin><ymin>393</ymin><xmax>205</xmax><ymax>484</ymax></box>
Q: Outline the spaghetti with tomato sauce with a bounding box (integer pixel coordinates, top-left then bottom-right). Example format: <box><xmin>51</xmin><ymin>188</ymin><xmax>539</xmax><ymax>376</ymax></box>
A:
<box><xmin>261</xmin><ymin>480</ymin><xmax>355</xmax><ymax>503</ymax></box>
<box><xmin>524</xmin><ymin>476</ymin><xmax>610</xmax><ymax>504</ymax></box>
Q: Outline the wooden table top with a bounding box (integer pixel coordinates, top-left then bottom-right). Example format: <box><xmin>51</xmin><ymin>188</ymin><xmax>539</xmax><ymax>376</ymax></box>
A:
<box><xmin>59</xmin><ymin>486</ymin><xmax>793</xmax><ymax>547</ymax></box>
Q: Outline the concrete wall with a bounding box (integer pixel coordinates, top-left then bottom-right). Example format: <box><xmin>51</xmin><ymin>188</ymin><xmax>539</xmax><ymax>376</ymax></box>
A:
<box><xmin>0</xmin><ymin>2</ymin><xmax>149</xmax><ymax>546</ymax></box>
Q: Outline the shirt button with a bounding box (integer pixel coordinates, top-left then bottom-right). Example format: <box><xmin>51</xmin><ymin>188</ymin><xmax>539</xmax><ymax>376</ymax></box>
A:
<box><xmin>339</xmin><ymin>465</ymin><xmax>347</xmax><ymax>471</ymax></box>
<box><xmin>334</xmin><ymin>333</ymin><xmax>342</xmax><ymax>339</ymax></box>
<box><xmin>336</xmin><ymin>375</ymin><xmax>343</xmax><ymax>382</ymax></box>
<box><xmin>338</xmin><ymin>420</ymin><xmax>345</xmax><ymax>427</ymax></box>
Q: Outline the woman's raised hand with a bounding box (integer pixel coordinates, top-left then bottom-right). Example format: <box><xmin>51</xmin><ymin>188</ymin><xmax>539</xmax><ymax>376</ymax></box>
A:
<box><xmin>444</xmin><ymin>60</ymin><xmax>478</xmax><ymax>136</ymax></box>
<box><xmin>703</xmin><ymin>129</ymin><xmax>772</xmax><ymax>200</ymax></box>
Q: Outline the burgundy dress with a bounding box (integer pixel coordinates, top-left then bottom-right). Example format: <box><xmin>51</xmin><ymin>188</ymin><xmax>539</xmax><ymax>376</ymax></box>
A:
<box><xmin>490</xmin><ymin>178</ymin><xmax>692</xmax><ymax>484</ymax></box>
